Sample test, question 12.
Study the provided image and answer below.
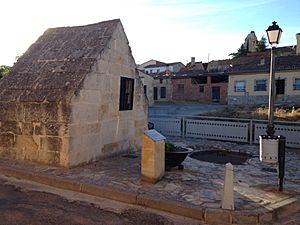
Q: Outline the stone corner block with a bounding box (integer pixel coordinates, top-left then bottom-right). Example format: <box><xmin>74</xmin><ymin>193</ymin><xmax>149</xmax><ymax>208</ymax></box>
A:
<box><xmin>204</xmin><ymin>208</ymin><xmax>232</xmax><ymax>225</ymax></box>
<box><xmin>231</xmin><ymin>210</ymin><xmax>259</xmax><ymax>225</ymax></box>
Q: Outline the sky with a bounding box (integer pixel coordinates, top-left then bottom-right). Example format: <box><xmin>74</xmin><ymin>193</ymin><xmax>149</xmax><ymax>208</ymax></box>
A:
<box><xmin>1</xmin><ymin>0</ymin><xmax>299</xmax><ymax>66</ymax></box>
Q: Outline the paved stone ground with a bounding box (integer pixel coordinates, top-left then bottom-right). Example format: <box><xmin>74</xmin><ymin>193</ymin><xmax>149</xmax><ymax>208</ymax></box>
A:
<box><xmin>1</xmin><ymin>137</ymin><xmax>299</xmax><ymax>214</ymax></box>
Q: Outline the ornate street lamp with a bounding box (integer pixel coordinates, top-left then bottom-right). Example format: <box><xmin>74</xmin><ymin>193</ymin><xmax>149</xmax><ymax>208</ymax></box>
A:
<box><xmin>266</xmin><ymin>21</ymin><xmax>283</xmax><ymax>45</ymax></box>
<box><xmin>265</xmin><ymin>21</ymin><xmax>282</xmax><ymax>135</ymax></box>
<box><xmin>260</xmin><ymin>21</ymin><xmax>285</xmax><ymax>192</ymax></box>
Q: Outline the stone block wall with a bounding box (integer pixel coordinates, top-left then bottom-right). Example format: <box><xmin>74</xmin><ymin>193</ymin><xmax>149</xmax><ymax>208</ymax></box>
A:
<box><xmin>139</xmin><ymin>71</ymin><xmax>154</xmax><ymax>106</ymax></box>
<box><xmin>0</xmin><ymin>101</ymin><xmax>70</xmax><ymax>166</ymax></box>
<box><xmin>68</xmin><ymin>23</ymin><xmax>148</xmax><ymax>166</ymax></box>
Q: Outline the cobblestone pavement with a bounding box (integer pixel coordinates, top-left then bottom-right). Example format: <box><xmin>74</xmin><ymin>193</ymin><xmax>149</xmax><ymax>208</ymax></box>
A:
<box><xmin>0</xmin><ymin>138</ymin><xmax>300</xmax><ymax>225</ymax></box>
<box><xmin>1</xmin><ymin>137</ymin><xmax>299</xmax><ymax>214</ymax></box>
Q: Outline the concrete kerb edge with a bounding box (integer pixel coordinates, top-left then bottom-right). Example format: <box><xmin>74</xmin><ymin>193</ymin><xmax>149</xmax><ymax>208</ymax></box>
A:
<box><xmin>136</xmin><ymin>194</ymin><xmax>205</xmax><ymax>221</ymax></box>
<box><xmin>0</xmin><ymin>164</ymin><xmax>299</xmax><ymax>224</ymax></box>
<box><xmin>269</xmin><ymin>197</ymin><xmax>300</xmax><ymax>221</ymax></box>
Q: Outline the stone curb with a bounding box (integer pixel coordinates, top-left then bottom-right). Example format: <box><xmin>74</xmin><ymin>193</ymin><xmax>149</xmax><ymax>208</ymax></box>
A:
<box><xmin>0</xmin><ymin>164</ymin><xmax>299</xmax><ymax>224</ymax></box>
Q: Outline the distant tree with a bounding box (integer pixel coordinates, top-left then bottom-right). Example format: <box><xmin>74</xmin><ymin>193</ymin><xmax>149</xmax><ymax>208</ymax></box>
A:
<box><xmin>0</xmin><ymin>65</ymin><xmax>11</xmax><ymax>79</ymax></box>
<box><xmin>256</xmin><ymin>36</ymin><xmax>268</xmax><ymax>52</ymax></box>
<box><xmin>229</xmin><ymin>44</ymin><xmax>248</xmax><ymax>58</ymax></box>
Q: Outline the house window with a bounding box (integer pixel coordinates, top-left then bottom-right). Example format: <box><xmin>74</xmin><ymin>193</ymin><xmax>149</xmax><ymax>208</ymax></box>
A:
<box><xmin>160</xmin><ymin>79</ymin><xmax>163</xmax><ymax>84</ymax></box>
<box><xmin>119</xmin><ymin>77</ymin><xmax>134</xmax><ymax>111</ymax></box>
<box><xmin>160</xmin><ymin>87</ymin><xmax>166</xmax><ymax>98</ymax></box>
<box><xmin>234</xmin><ymin>80</ymin><xmax>246</xmax><ymax>92</ymax></box>
<box><xmin>153</xmin><ymin>87</ymin><xmax>158</xmax><ymax>100</ymax></box>
<box><xmin>199</xmin><ymin>85</ymin><xmax>204</xmax><ymax>94</ymax></box>
<box><xmin>144</xmin><ymin>85</ymin><xmax>147</xmax><ymax>95</ymax></box>
<box><xmin>294</xmin><ymin>78</ymin><xmax>300</xmax><ymax>90</ymax></box>
<box><xmin>254</xmin><ymin>79</ymin><xmax>267</xmax><ymax>91</ymax></box>
<box><xmin>177</xmin><ymin>84</ymin><xmax>184</xmax><ymax>94</ymax></box>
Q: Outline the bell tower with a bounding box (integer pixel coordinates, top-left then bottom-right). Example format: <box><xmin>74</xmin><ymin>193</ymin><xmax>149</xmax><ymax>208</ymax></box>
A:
<box><xmin>243</xmin><ymin>31</ymin><xmax>258</xmax><ymax>53</ymax></box>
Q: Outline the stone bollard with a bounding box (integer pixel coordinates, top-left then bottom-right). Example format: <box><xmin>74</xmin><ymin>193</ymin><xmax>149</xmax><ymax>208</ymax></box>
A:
<box><xmin>141</xmin><ymin>130</ymin><xmax>165</xmax><ymax>184</ymax></box>
<box><xmin>221</xmin><ymin>162</ymin><xmax>234</xmax><ymax>210</ymax></box>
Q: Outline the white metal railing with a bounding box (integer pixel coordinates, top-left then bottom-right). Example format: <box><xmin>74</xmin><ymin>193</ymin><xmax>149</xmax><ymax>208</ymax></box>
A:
<box><xmin>148</xmin><ymin>115</ymin><xmax>300</xmax><ymax>148</ymax></box>
<box><xmin>254</xmin><ymin>122</ymin><xmax>300</xmax><ymax>148</ymax></box>
<box><xmin>185</xmin><ymin>119</ymin><xmax>249</xmax><ymax>143</ymax></box>
<box><xmin>149</xmin><ymin>116</ymin><xmax>182</xmax><ymax>136</ymax></box>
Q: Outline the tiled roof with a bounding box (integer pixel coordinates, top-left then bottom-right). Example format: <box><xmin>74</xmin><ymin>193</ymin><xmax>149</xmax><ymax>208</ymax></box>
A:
<box><xmin>175</xmin><ymin>69</ymin><xmax>204</xmax><ymax>77</ymax></box>
<box><xmin>228</xmin><ymin>55</ymin><xmax>300</xmax><ymax>74</ymax></box>
<box><xmin>246</xmin><ymin>46</ymin><xmax>296</xmax><ymax>57</ymax></box>
<box><xmin>0</xmin><ymin>19</ymin><xmax>120</xmax><ymax>102</ymax></box>
<box><xmin>144</xmin><ymin>61</ymin><xmax>183</xmax><ymax>69</ymax></box>
<box><xmin>144</xmin><ymin>61</ymin><xmax>167</xmax><ymax>68</ymax></box>
<box><xmin>168</xmin><ymin>62</ymin><xmax>184</xmax><ymax>66</ymax></box>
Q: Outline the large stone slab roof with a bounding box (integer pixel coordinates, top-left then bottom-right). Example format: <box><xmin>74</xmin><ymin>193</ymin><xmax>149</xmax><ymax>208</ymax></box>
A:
<box><xmin>0</xmin><ymin>19</ymin><xmax>120</xmax><ymax>102</ymax></box>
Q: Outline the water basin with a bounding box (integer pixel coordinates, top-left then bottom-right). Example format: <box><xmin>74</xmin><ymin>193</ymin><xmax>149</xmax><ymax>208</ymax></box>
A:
<box><xmin>190</xmin><ymin>150</ymin><xmax>252</xmax><ymax>165</ymax></box>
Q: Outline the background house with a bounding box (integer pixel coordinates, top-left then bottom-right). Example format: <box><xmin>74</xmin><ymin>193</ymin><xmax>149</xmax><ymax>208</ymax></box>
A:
<box><xmin>152</xmin><ymin>74</ymin><xmax>173</xmax><ymax>102</ymax></box>
<box><xmin>228</xmin><ymin>32</ymin><xmax>300</xmax><ymax>105</ymax></box>
<box><xmin>171</xmin><ymin>70</ymin><xmax>228</xmax><ymax>104</ymax></box>
<box><xmin>170</xmin><ymin>57</ymin><xmax>228</xmax><ymax>104</ymax></box>
<box><xmin>138</xmin><ymin>59</ymin><xmax>184</xmax><ymax>103</ymax></box>
<box><xmin>138</xmin><ymin>59</ymin><xmax>184</xmax><ymax>74</ymax></box>
<box><xmin>228</xmin><ymin>55</ymin><xmax>300</xmax><ymax>105</ymax></box>
<box><xmin>0</xmin><ymin>19</ymin><xmax>148</xmax><ymax>167</ymax></box>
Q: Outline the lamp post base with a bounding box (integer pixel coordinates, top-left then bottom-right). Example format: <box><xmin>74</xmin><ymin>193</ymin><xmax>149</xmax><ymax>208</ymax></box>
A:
<box><xmin>266</xmin><ymin>124</ymin><xmax>275</xmax><ymax>136</ymax></box>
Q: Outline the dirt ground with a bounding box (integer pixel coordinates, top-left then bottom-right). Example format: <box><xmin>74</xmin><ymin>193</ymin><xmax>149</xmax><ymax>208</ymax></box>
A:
<box><xmin>0</xmin><ymin>179</ymin><xmax>174</xmax><ymax>225</ymax></box>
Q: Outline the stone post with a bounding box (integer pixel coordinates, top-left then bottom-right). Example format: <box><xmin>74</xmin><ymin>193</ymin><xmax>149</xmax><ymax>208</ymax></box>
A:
<box><xmin>141</xmin><ymin>130</ymin><xmax>165</xmax><ymax>183</ymax></box>
<box><xmin>221</xmin><ymin>162</ymin><xmax>235</xmax><ymax>210</ymax></box>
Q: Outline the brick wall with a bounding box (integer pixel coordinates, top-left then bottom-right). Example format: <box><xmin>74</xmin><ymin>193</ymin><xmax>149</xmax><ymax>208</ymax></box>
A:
<box><xmin>172</xmin><ymin>77</ymin><xmax>227</xmax><ymax>104</ymax></box>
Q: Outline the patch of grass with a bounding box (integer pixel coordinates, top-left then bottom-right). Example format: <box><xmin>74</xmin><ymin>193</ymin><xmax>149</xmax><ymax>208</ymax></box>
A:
<box><xmin>253</xmin><ymin>105</ymin><xmax>300</xmax><ymax>121</ymax></box>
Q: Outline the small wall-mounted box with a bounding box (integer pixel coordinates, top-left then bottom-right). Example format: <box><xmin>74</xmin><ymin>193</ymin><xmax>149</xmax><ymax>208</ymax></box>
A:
<box><xmin>259</xmin><ymin>135</ymin><xmax>279</xmax><ymax>163</ymax></box>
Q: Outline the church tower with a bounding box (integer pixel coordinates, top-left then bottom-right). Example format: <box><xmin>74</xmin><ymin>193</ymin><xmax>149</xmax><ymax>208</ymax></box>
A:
<box><xmin>243</xmin><ymin>31</ymin><xmax>258</xmax><ymax>53</ymax></box>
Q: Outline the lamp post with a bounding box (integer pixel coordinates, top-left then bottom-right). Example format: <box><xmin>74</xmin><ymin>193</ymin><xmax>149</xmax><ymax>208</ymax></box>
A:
<box><xmin>265</xmin><ymin>21</ymin><xmax>282</xmax><ymax>135</ymax></box>
<box><xmin>262</xmin><ymin>21</ymin><xmax>285</xmax><ymax>192</ymax></box>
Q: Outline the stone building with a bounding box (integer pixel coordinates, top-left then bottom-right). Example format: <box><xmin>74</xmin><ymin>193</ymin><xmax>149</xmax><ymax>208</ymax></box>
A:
<box><xmin>243</xmin><ymin>31</ymin><xmax>258</xmax><ymax>53</ymax></box>
<box><xmin>0</xmin><ymin>19</ymin><xmax>148</xmax><ymax>167</ymax></box>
